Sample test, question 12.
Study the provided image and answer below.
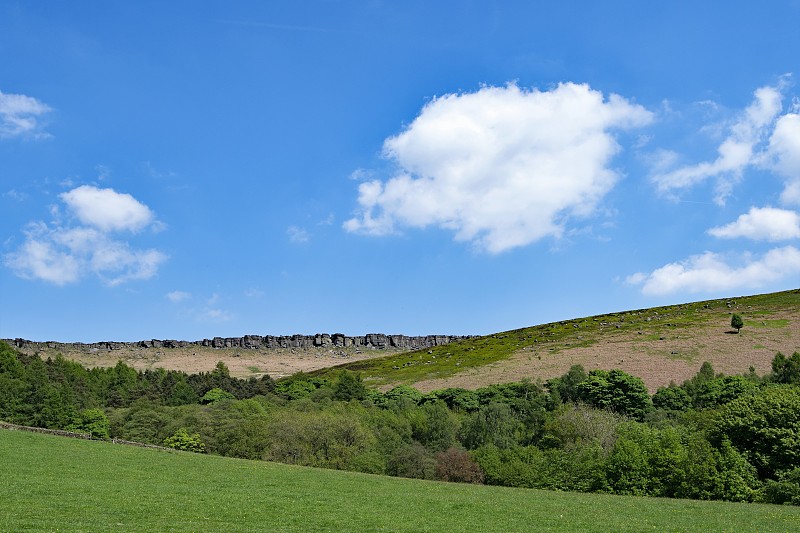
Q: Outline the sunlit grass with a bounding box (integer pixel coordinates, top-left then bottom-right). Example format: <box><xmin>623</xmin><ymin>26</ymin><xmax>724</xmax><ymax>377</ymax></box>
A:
<box><xmin>2</xmin><ymin>429</ymin><xmax>799</xmax><ymax>532</ymax></box>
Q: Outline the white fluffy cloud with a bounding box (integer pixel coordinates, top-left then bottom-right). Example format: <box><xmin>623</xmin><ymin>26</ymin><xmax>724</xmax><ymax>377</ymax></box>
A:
<box><xmin>345</xmin><ymin>83</ymin><xmax>653</xmax><ymax>253</ymax></box>
<box><xmin>627</xmin><ymin>246</ymin><xmax>800</xmax><ymax>296</ymax></box>
<box><xmin>0</xmin><ymin>89</ymin><xmax>51</xmax><ymax>138</ymax></box>
<box><xmin>652</xmin><ymin>85</ymin><xmax>784</xmax><ymax>204</ymax></box>
<box><xmin>767</xmin><ymin>112</ymin><xmax>800</xmax><ymax>204</ymax></box>
<box><xmin>5</xmin><ymin>185</ymin><xmax>166</xmax><ymax>286</ymax></box>
<box><xmin>60</xmin><ymin>185</ymin><xmax>154</xmax><ymax>232</ymax></box>
<box><xmin>708</xmin><ymin>206</ymin><xmax>800</xmax><ymax>241</ymax></box>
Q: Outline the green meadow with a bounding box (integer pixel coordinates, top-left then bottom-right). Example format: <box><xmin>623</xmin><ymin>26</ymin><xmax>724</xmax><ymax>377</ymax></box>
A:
<box><xmin>2</xmin><ymin>429</ymin><xmax>799</xmax><ymax>533</ymax></box>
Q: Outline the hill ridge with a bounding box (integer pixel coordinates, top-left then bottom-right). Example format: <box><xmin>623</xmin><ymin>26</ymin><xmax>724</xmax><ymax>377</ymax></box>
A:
<box><xmin>5</xmin><ymin>332</ymin><xmax>472</xmax><ymax>353</ymax></box>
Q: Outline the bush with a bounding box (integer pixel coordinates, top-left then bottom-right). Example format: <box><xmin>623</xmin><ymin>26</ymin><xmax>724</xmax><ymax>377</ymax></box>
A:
<box><xmin>387</xmin><ymin>442</ymin><xmax>436</xmax><ymax>480</ymax></box>
<box><xmin>759</xmin><ymin>468</ymin><xmax>800</xmax><ymax>505</ymax></box>
<box><xmin>542</xmin><ymin>403</ymin><xmax>622</xmax><ymax>454</ymax></box>
<box><xmin>163</xmin><ymin>428</ymin><xmax>206</xmax><ymax>453</ymax></box>
<box><xmin>435</xmin><ymin>447</ymin><xmax>484</xmax><ymax>483</ymax></box>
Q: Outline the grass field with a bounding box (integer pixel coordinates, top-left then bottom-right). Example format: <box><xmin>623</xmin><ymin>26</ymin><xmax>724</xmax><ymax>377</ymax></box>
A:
<box><xmin>2</xmin><ymin>429</ymin><xmax>799</xmax><ymax>532</ymax></box>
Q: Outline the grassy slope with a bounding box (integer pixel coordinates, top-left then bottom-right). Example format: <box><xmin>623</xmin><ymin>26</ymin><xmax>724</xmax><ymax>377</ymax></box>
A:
<box><xmin>309</xmin><ymin>290</ymin><xmax>800</xmax><ymax>389</ymax></box>
<box><xmin>2</xmin><ymin>429</ymin><xmax>799</xmax><ymax>533</ymax></box>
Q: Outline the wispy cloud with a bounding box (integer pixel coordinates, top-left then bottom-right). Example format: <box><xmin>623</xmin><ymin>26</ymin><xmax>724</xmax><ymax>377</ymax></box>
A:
<box><xmin>4</xmin><ymin>189</ymin><xmax>27</xmax><ymax>202</ymax></box>
<box><xmin>287</xmin><ymin>225</ymin><xmax>310</xmax><ymax>243</ymax></box>
<box><xmin>651</xmin><ymin>79</ymin><xmax>798</xmax><ymax>205</ymax></box>
<box><xmin>200</xmin><ymin>308</ymin><xmax>234</xmax><ymax>322</ymax></box>
<box><xmin>166</xmin><ymin>290</ymin><xmax>191</xmax><ymax>303</ymax></box>
<box><xmin>766</xmin><ymin>110</ymin><xmax>800</xmax><ymax>204</ymax></box>
<box><xmin>345</xmin><ymin>82</ymin><xmax>653</xmax><ymax>253</ymax></box>
<box><xmin>0</xmin><ymin>89</ymin><xmax>52</xmax><ymax>139</ymax></box>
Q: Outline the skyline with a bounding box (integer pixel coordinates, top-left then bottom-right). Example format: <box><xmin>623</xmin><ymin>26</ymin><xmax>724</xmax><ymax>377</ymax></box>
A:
<box><xmin>2</xmin><ymin>2</ymin><xmax>799</xmax><ymax>342</ymax></box>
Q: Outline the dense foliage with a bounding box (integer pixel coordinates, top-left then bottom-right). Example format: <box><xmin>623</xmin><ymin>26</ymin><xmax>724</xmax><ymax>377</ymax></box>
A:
<box><xmin>2</xmin><ymin>340</ymin><xmax>800</xmax><ymax>505</ymax></box>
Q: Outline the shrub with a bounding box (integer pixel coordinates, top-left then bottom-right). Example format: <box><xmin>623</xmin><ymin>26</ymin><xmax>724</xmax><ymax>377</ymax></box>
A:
<box><xmin>163</xmin><ymin>428</ymin><xmax>206</xmax><ymax>453</ymax></box>
<box><xmin>435</xmin><ymin>447</ymin><xmax>485</xmax><ymax>484</ymax></box>
<box><xmin>387</xmin><ymin>442</ymin><xmax>436</xmax><ymax>480</ymax></box>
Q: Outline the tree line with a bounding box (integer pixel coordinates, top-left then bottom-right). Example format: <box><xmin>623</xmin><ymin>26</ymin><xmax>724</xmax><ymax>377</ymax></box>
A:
<box><xmin>2</xmin><ymin>340</ymin><xmax>800</xmax><ymax>505</ymax></box>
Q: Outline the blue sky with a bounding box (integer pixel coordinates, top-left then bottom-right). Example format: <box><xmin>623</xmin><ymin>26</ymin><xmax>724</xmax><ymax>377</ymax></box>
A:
<box><xmin>2</xmin><ymin>1</ymin><xmax>800</xmax><ymax>342</ymax></box>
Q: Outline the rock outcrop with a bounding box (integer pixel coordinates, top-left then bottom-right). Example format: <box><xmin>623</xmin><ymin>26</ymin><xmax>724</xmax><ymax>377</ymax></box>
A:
<box><xmin>6</xmin><ymin>333</ymin><xmax>471</xmax><ymax>353</ymax></box>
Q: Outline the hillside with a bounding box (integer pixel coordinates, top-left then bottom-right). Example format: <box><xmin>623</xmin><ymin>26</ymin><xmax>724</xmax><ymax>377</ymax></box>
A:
<box><xmin>6</xmin><ymin>333</ymin><xmax>469</xmax><ymax>381</ymax></box>
<box><xmin>2</xmin><ymin>428</ymin><xmax>798</xmax><ymax>532</ymax></box>
<box><xmin>7</xmin><ymin>290</ymin><xmax>799</xmax><ymax>392</ymax></box>
<box><xmin>314</xmin><ymin>290</ymin><xmax>800</xmax><ymax>392</ymax></box>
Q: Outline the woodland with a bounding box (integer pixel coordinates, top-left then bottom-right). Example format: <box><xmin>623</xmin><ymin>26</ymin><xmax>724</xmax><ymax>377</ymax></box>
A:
<box><xmin>2</xmin><ymin>340</ymin><xmax>800</xmax><ymax>506</ymax></box>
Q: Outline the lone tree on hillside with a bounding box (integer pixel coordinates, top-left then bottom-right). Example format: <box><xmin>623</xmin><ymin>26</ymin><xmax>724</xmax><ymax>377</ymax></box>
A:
<box><xmin>731</xmin><ymin>313</ymin><xmax>744</xmax><ymax>333</ymax></box>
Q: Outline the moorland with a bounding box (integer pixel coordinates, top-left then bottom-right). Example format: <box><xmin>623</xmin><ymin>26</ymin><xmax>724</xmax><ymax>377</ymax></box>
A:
<box><xmin>2</xmin><ymin>289</ymin><xmax>800</xmax><ymax>531</ymax></box>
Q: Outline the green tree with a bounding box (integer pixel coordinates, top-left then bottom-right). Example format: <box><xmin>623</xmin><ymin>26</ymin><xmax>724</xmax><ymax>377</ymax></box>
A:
<box><xmin>693</xmin><ymin>376</ymin><xmax>758</xmax><ymax>409</ymax></box>
<box><xmin>427</xmin><ymin>387</ymin><xmax>479</xmax><ymax>412</ymax></box>
<box><xmin>652</xmin><ymin>383</ymin><xmax>692</xmax><ymax>412</ymax></box>
<box><xmin>0</xmin><ymin>342</ymin><xmax>30</xmax><ymax>424</ymax></box>
<box><xmin>163</xmin><ymin>428</ymin><xmax>206</xmax><ymax>453</ymax></box>
<box><xmin>548</xmin><ymin>365</ymin><xmax>588</xmax><ymax>404</ymax></box>
<box><xmin>381</xmin><ymin>385</ymin><xmax>424</xmax><ymax>410</ymax></box>
<box><xmin>682</xmin><ymin>361</ymin><xmax>717</xmax><ymax>404</ymax></box>
<box><xmin>771</xmin><ymin>352</ymin><xmax>800</xmax><ymax>384</ymax></box>
<box><xmin>333</xmin><ymin>371</ymin><xmax>367</xmax><ymax>402</ymax></box>
<box><xmin>200</xmin><ymin>387</ymin><xmax>236</xmax><ymax>404</ymax></box>
<box><xmin>731</xmin><ymin>313</ymin><xmax>744</xmax><ymax>333</ymax></box>
<box><xmin>577</xmin><ymin>369</ymin><xmax>652</xmax><ymax>420</ymax></box>
<box><xmin>168</xmin><ymin>378</ymin><xmax>200</xmax><ymax>406</ymax></box>
<box><xmin>461</xmin><ymin>402</ymin><xmax>521</xmax><ymax>450</ymax></box>
<box><xmin>387</xmin><ymin>442</ymin><xmax>436</xmax><ymax>480</ymax></box>
<box><xmin>712</xmin><ymin>385</ymin><xmax>800</xmax><ymax>478</ymax></box>
<box><xmin>541</xmin><ymin>403</ymin><xmax>622</xmax><ymax>454</ymax></box>
<box><xmin>412</xmin><ymin>400</ymin><xmax>459</xmax><ymax>452</ymax></box>
<box><xmin>760</xmin><ymin>467</ymin><xmax>800</xmax><ymax>505</ymax></box>
<box><xmin>68</xmin><ymin>408</ymin><xmax>110</xmax><ymax>439</ymax></box>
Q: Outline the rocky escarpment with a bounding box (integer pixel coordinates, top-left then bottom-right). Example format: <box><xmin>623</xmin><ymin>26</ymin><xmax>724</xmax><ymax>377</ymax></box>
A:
<box><xmin>6</xmin><ymin>333</ymin><xmax>472</xmax><ymax>353</ymax></box>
